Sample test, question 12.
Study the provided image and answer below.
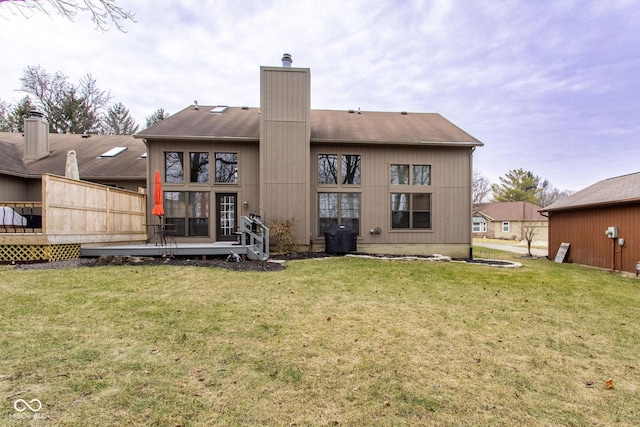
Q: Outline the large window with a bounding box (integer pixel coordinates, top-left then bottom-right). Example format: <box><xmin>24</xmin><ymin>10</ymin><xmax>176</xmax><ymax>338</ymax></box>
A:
<box><xmin>318</xmin><ymin>154</ymin><xmax>360</xmax><ymax>185</ymax></box>
<box><xmin>319</xmin><ymin>192</ymin><xmax>360</xmax><ymax>235</ymax></box>
<box><xmin>215</xmin><ymin>153</ymin><xmax>238</xmax><ymax>183</ymax></box>
<box><xmin>391</xmin><ymin>164</ymin><xmax>431</xmax><ymax>185</ymax></box>
<box><xmin>342</xmin><ymin>155</ymin><xmax>361</xmax><ymax>185</ymax></box>
<box><xmin>190</xmin><ymin>152</ymin><xmax>209</xmax><ymax>183</ymax></box>
<box><xmin>164</xmin><ymin>191</ymin><xmax>210</xmax><ymax>237</ymax></box>
<box><xmin>390</xmin><ymin>164</ymin><xmax>409</xmax><ymax>185</ymax></box>
<box><xmin>318</xmin><ymin>154</ymin><xmax>338</xmax><ymax>184</ymax></box>
<box><xmin>165</xmin><ymin>152</ymin><xmax>184</xmax><ymax>183</ymax></box>
<box><xmin>391</xmin><ymin>193</ymin><xmax>431</xmax><ymax>229</ymax></box>
<box><xmin>412</xmin><ymin>165</ymin><xmax>431</xmax><ymax>185</ymax></box>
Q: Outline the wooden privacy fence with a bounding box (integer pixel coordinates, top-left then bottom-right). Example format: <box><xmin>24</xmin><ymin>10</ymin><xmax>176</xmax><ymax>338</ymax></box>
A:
<box><xmin>42</xmin><ymin>174</ymin><xmax>146</xmax><ymax>244</ymax></box>
<box><xmin>0</xmin><ymin>174</ymin><xmax>146</xmax><ymax>262</ymax></box>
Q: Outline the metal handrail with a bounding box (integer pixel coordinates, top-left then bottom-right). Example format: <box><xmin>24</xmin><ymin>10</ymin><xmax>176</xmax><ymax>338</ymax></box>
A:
<box><xmin>0</xmin><ymin>202</ymin><xmax>43</xmax><ymax>233</ymax></box>
<box><xmin>240</xmin><ymin>215</ymin><xmax>270</xmax><ymax>261</ymax></box>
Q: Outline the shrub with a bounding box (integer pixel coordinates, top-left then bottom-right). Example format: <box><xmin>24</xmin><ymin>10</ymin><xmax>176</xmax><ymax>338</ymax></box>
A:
<box><xmin>269</xmin><ymin>217</ymin><xmax>297</xmax><ymax>253</ymax></box>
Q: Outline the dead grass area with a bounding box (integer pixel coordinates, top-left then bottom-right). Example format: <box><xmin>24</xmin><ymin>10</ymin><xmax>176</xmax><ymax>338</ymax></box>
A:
<box><xmin>1</xmin><ymin>248</ymin><xmax>639</xmax><ymax>426</ymax></box>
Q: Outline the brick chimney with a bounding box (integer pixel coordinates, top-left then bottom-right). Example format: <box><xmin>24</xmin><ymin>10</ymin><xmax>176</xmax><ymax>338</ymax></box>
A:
<box><xmin>24</xmin><ymin>111</ymin><xmax>49</xmax><ymax>160</ymax></box>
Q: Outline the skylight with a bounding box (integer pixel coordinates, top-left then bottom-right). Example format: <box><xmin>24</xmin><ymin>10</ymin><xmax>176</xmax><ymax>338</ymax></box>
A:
<box><xmin>100</xmin><ymin>147</ymin><xmax>128</xmax><ymax>157</ymax></box>
<box><xmin>210</xmin><ymin>106</ymin><xmax>229</xmax><ymax>113</ymax></box>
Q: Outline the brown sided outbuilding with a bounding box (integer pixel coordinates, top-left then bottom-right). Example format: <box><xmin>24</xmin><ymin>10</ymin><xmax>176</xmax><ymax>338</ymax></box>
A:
<box><xmin>541</xmin><ymin>172</ymin><xmax>640</xmax><ymax>274</ymax></box>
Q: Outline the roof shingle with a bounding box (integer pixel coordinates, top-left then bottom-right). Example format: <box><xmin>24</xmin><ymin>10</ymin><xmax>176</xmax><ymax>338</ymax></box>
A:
<box><xmin>135</xmin><ymin>105</ymin><xmax>483</xmax><ymax>147</ymax></box>
<box><xmin>541</xmin><ymin>172</ymin><xmax>640</xmax><ymax>212</ymax></box>
<box><xmin>0</xmin><ymin>132</ymin><xmax>146</xmax><ymax>179</ymax></box>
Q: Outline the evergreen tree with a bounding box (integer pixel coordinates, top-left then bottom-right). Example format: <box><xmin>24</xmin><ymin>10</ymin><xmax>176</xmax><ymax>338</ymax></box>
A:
<box><xmin>491</xmin><ymin>168</ymin><xmax>541</xmax><ymax>204</ymax></box>
<box><xmin>101</xmin><ymin>102</ymin><xmax>139</xmax><ymax>134</ymax></box>
<box><xmin>145</xmin><ymin>108</ymin><xmax>170</xmax><ymax>128</ymax></box>
<box><xmin>0</xmin><ymin>100</ymin><xmax>9</xmax><ymax>131</ymax></box>
<box><xmin>3</xmin><ymin>97</ymin><xmax>37</xmax><ymax>132</ymax></box>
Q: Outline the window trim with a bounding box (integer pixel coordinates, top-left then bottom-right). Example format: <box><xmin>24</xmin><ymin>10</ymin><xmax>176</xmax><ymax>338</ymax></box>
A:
<box><xmin>390</xmin><ymin>192</ymin><xmax>432</xmax><ymax>230</ymax></box>
<box><xmin>318</xmin><ymin>153</ymin><xmax>361</xmax><ymax>187</ymax></box>
<box><xmin>473</xmin><ymin>222</ymin><xmax>487</xmax><ymax>233</ymax></box>
<box><xmin>318</xmin><ymin>192</ymin><xmax>361</xmax><ymax>237</ymax></box>
<box><xmin>391</xmin><ymin>163</ymin><xmax>432</xmax><ymax>186</ymax></box>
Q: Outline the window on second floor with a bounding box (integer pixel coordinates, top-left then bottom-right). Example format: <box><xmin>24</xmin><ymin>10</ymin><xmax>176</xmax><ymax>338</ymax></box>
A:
<box><xmin>391</xmin><ymin>164</ymin><xmax>431</xmax><ymax>185</ymax></box>
<box><xmin>165</xmin><ymin>152</ymin><xmax>184</xmax><ymax>183</ymax></box>
<box><xmin>190</xmin><ymin>152</ymin><xmax>209</xmax><ymax>183</ymax></box>
<box><xmin>215</xmin><ymin>153</ymin><xmax>238</xmax><ymax>183</ymax></box>
<box><xmin>318</xmin><ymin>154</ymin><xmax>361</xmax><ymax>185</ymax></box>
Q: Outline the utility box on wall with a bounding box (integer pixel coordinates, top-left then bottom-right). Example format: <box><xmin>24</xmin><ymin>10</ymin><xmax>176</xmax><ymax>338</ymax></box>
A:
<box><xmin>605</xmin><ymin>226</ymin><xmax>618</xmax><ymax>238</ymax></box>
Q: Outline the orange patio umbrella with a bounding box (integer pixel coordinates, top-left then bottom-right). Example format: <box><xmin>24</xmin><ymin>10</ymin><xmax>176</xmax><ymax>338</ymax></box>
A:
<box><xmin>151</xmin><ymin>169</ymin><xmax>164</xmax><ymax>220</ymax></box>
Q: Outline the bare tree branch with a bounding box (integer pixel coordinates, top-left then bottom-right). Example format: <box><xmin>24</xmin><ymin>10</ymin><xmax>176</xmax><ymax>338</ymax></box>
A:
<box><xmin>0</xmin><ymin>0</ymin><xmax>136</xmax><ymax>32</ymax></box>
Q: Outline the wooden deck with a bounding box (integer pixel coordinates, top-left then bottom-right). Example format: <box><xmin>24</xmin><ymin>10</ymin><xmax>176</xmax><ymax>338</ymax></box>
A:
<box><xmin>80</xmin><ymin>242</ymin><xmax>253</xmax><ymax>258</ymax></box>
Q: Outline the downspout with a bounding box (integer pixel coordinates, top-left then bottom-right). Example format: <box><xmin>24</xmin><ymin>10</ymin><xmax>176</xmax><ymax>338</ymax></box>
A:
<box><xmin>469</xmin><ymin>146</ymin><xmax>476</xmax><ymax>260</ymax></box>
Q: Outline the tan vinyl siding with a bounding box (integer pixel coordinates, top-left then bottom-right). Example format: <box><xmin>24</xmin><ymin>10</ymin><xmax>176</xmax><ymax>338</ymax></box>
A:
<box><xmin>146</xmin><ymin>139</ymin><xmax>259</xmax><ymax>242</ymax></box>
<box><xmin>0</xmin><ymin>175</ymin><xmax>30</xmax><ymax>201</ymax></box>
<box><xmin>260</xmin><ymin>67</ymin><xmax>311</xmax><ymax>244</ymax></box>
<box><xmin>310</xmin><ymin>144</ymin><xmax>472</xmax><ymax>246</ymax></box>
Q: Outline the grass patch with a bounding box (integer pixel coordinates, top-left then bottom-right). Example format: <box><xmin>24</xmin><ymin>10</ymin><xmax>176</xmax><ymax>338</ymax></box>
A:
<box><xmin>1</xmin><ymin>249</ymin><xmax>639</xmax><ymax>426</ymax></box>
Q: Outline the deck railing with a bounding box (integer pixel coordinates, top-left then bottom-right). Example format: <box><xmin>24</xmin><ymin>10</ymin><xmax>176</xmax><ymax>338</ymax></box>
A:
<box><xmin>0</xmin><ymin>202</ymin><xmax>43</xmax><ymax>233</ymax></box>
<box><xmin>240</xmin><ymin>214</ymin><xmax>270</xmax><ymax>261</ymax></box>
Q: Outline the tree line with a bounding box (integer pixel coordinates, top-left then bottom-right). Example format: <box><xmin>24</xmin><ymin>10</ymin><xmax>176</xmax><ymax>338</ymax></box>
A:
<box><xmin>0</xmin><ymin>66</ymin><xmax>169</xmax><ymax>135</ymax></box>
<box><xmin>473</xmin><ymin>168</ymin><xmax>573</xmax><ymax>208</ymax></box>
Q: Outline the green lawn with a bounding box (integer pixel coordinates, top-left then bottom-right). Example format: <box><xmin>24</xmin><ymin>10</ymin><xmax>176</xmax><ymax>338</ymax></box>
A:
<box><xmin>1</xmin><ymin>249</ymin><xmax>639</xmax><ymax>426</ymax></box>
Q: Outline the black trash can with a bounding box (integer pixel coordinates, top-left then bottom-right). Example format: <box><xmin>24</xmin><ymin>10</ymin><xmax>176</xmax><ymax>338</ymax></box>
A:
<box><xmin>324</xmin><ymin>225</ymin><xmax>357</xmax><ymax>254</ymax></box>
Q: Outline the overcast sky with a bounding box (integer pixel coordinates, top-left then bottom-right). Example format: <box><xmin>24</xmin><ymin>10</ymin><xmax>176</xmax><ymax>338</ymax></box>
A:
<box><xmin>1</xmin><ymin>0</ymin><xmax>638</xmax><ymax>191</ymax></box>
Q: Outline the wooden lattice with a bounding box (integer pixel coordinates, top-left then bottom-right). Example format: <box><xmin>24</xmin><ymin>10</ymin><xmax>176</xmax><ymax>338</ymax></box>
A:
<box><xmin>0</xmin><ymin>244</ymin><xmax>81</xmax><ymax>263</ymax></box>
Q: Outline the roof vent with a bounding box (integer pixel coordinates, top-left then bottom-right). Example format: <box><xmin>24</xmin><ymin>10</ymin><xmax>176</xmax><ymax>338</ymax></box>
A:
<box><xmin>194</xmin><ymin>100</ymin><xmax>199</xmax><ymax>110</ymax></box>
<box><xmin>81</xmin><ymin>133</ymin><xmax>91</xmax><ymax>138</ymax></box>
<box><xmin>282</xmin><ymin>53</ymin><xmax>292</xmax><ymax>67</ymax></box>
<box><xmin>241</xmin><ymin>106</ymin><xmax>249</xmax><ymax>110</ymax></box>
<box><xmin>401</xmin><ymin>111</ymin><xmax>408</xmax><ymax>115</ymax></box>
<box><xmin>348</xmin><ymin>109</ymin><xmax>355</xmax><ymax>114</ymax></box>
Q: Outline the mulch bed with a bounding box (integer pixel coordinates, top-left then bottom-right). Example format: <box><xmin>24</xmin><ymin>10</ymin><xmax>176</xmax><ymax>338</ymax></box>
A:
<box><xmin>11</xmin><ymin>252</ymin><xmax>519</xmax><ymax>271</ymax></box>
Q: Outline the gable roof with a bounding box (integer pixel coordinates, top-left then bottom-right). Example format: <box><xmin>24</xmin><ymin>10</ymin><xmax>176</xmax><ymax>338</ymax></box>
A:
<box><xmin>541</xmin><ymin>172</ymin><xmax>640</xmax><ymax>212</ymax></box>
<box><xmin>310</xmin><ymin>110</ymin><xmax>481</xmax><ymax>145</ymax></box>
<box><xmin>0</xmin><ymin>132</ymin><xmax>146</xmax><ymax>180</ymax></box>
<box><xmin>135</xmin><ymin>105</ymin><xmax>483</xmax><ymax>147</ymax></box>
<box><xmin>474</xmin><ymin>201</ymin><xmax>546</xmax><ymax>221</ymax></box>
<box><xmin>135</xmin><ymin>106</ymin><xmax>260</xmax><ymax>140</ymax></box>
